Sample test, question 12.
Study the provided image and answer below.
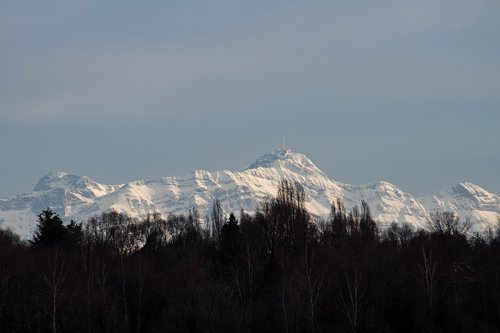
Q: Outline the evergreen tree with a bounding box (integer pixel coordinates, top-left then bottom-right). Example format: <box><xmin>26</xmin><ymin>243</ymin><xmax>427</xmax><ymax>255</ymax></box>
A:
<box><xmin>31</xmin><ymin>208</ymin><xmax>67</xmax><ymax>247</ymax></box>
<box><xmin>64</xmin><ymin>219</ymin><xmax>83</xmax><ymax>250</ymax></box>
<box><xmin>221</xmin><ymin>213</ymin><xmax>241</xmax><ymax>256</ymax></box>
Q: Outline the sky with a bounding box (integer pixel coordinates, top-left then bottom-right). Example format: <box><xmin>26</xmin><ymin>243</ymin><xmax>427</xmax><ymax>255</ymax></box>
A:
<box><xmin>1</xmin><ymin>0</ymin><xmax>499</xmax><ymax>197</ymax></box>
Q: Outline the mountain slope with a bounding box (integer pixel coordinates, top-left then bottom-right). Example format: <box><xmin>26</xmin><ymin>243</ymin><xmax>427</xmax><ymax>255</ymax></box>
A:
<box><xmin>1</xmin><ymin>149</ymin><xmax>499</xmax><ymax>238</ymax></box>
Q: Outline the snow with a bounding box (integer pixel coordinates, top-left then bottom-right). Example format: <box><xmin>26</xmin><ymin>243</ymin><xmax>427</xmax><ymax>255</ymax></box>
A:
<box><xmin>1</xmin><ymin>149</ymin><xmax>499</xmax><ymax>239</ymax></box>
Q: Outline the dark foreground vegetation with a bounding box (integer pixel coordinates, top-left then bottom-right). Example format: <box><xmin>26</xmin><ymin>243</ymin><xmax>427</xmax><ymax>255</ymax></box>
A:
<box><xmin>1</xmin><ymin>180</ymin><xmax>500</xmax><ymax>333</ymax></box>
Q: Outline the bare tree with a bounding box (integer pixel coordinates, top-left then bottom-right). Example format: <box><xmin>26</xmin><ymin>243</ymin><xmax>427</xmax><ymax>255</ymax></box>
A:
<box><xmin>339</xmin><ymin>271</ymin><xmax>363</xmax><ymax>333</ymax></box>
<box><xmin>43</xmin><ymin>250</ymin><xmax>66</xmax><ymax>333</ymax></box>
<box><xmin>264</xmin><ymin>179</ymin><xmax>310</xmax><ymax>255</ymax></box>
<box><xmin>211</xmin><ymin>199</ymin><xmax>224</xmax><ymax>240</ymax></box>
<box><xmin>281</xmin><ymin>282</ymin><xmax>289</xmax><ymax>333</ymax></box>
<box><xmin>135</xmin><ymin>259</ymin><xmax>145</xmax><ymax>333</ymax></box>
<box><xmin>427</xmin><ymin>211</ymin><xmax>471</xmax><ymax>236</ymax></box>
<box><xmin>79</xmin><ymin>237</ymin><xmax>94</xmax><ymax>333</ymax></box>
<box><xmin>301</xmin><ymin>246</ymin><xmax>326</xmax><ymax>332</ymax></box>
<box><xmin>418</xmin><ymin>247</ymin><xmax>438</xmax><ymax>330</ymax></box>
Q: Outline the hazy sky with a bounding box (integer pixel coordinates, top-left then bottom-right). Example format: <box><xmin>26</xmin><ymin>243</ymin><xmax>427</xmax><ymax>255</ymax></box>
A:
<box><xmin>1</xmin><ymin>0</ymin><xmax>499</xmax><ymax>197</ymax></box>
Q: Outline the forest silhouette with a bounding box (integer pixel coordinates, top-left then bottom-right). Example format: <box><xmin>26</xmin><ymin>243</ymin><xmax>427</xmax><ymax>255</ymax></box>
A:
<box><xmin>0</xmin><ymin>179</ymin><xmax>499</xmax><ymax>332</ymax></box>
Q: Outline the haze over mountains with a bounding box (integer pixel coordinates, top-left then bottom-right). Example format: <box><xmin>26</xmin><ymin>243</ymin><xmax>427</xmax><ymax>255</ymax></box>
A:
<box><xmin>1</xmin><ymin>149</ymin><xmax>499</xmax><ymax>238</ymax></box>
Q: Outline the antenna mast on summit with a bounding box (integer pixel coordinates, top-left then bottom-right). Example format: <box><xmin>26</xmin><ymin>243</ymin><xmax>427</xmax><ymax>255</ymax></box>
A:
<box><xmin>282</xmin><ymin>136</ymin><xmax>286</xmax><ymax>151</ymax></box>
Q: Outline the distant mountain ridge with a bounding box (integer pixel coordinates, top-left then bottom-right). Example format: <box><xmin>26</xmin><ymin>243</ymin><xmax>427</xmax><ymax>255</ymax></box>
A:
<box><xmin>1</xmin><ymin>149</ymin><xmax>499</xmax><ymax>238</ymax></box>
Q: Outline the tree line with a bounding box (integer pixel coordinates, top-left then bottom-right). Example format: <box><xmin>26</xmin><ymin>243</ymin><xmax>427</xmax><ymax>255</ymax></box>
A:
<box><xmin>0</xmin><ymin>179</ymin><xmax>500</xmax><ymax>332</ymax></box>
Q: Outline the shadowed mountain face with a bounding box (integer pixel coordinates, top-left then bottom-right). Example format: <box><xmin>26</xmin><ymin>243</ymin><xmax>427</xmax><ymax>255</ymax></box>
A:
<box><xmin>1</xmin><ymin>149</ymin><xmax>499</xmax><ymax>238</ymax></box>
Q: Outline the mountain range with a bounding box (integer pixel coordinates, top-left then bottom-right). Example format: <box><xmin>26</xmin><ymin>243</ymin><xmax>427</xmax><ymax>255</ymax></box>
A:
<box><xmin>1</xmin><ymin>149</ymin><xmax>499</xmax><ymax>239</ymax></box>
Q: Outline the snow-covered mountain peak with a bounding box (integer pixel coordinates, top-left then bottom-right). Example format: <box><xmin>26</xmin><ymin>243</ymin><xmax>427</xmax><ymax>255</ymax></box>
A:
<box><xmin>1</xmin><ymin>150</ymin><xmax>499</xmax><ymax>239</ymax></box>
<box><xmin>246</xmin><ymin>149</ymin><xmax>325</xmax><ymax>177</ymax></box>
<box><xmin>419</xmin><ymin>182</ymin><xmax>500</xmax><ymax>231</ymax></box>
<box><xmin>449</xmin><ymin>182</ymin><xmax>500</xmax><ymax>208</ymax></box>
<box><xmin>34</xmin><ymin>171</ymin><xmax>81</xmax><ymax>192</ymax></box>
<box><xmin>33</xmin><ymin>171</ymin><xmax>122</xmax><ymax>198</ymax></box>
<box><xmin>431</xmin><ymin>182</ymin><xmax>497</xmax><ymax>205</ymax></box>
<box><xmin>453</xmin><ymin>182</ymin><xmax>492</xmax><ymax>198</ymax></box>
<box><xmin>191</xmin><ymin>170</ymin><xmax>212</xmax><ymax>178</ymax></box>
<box><xmin>361</xmin><ymin>180</ymin><xmax>397</xmax><ymax>191</ymax></box>
<box><xmin>246</xmin><ymin>149</ymin><xmax>291</xmax><ymax>169</ymax></box>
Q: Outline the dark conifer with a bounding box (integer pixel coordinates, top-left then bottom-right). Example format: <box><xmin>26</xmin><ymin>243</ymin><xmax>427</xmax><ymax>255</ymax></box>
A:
<box><xmin>221</xmin><ymin>213</ymin><xmax>241</xmax><ymax>256</ymax></box>
<box><xmin>31</xmin><ymin>208</ymin><xmax>67</xmax><ymax>247</ymax></box>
